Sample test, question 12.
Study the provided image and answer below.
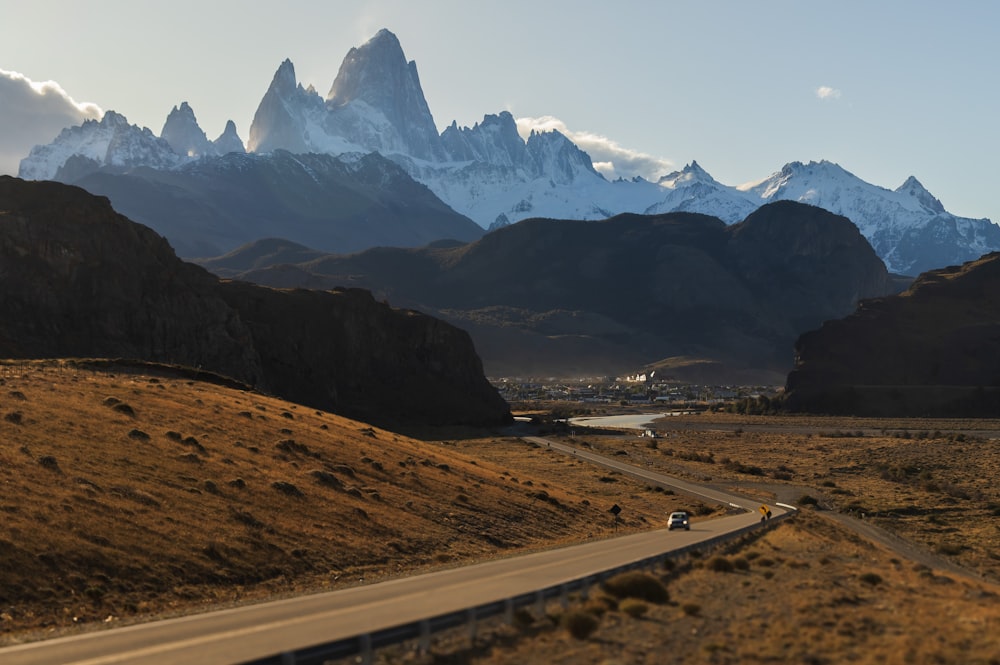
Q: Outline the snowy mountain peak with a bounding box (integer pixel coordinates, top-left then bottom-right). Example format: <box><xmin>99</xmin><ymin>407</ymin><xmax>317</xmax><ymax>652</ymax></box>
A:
<box><xmin>327</xmin><ymin>29</ymin><xmax>407</xmax><ymax>105</ymax></box>
<box><xmin>101</xmin><ymin>110</ymin><xmax>129</xmax><ymax>129</ymax></box>
<box><xmin>896</xmin><ymin>175</ymin><xmax>945</xmax><ymax>214</ymax></box>
<box><xmin>324</xmin><ymin>28</ymin><xmax>444</xmax><ymax>160</ymax></box>
<box><xmin>658</xmin><ymin>160</ymin><xmax>718</xmax><ymax>187</ymax></box>
<box><xmin>247</xmin><ymin>59</ymin><xmax>329</xmax><ymax>154</ymax></box>
<box><xmin>213</xmin><ymin>120</ymin><xmax>246</xmax><ymax>156</ymax></box>
<box><xmin>273</xmin><ymin>59</ymin><xmax>298</xmax><ymax>95</ymax></box>
<box><xmin>161</xmin><ymin>101</ymin><xmax>213</xmax><ymax>158</ymax></box>
<box><xmin>440</xmin><ymin>111</ymin><xmax>526</xmax><ymax>165</ymax></box>
<box><xmin>525</xmin><ymin>128</ymin><xmax>601</xmax><ymax>183</ymax></box>
<box><xmin>19</xmin><ymin>109</ymin><xmax>182</xmax><ymax>181</ymax></box>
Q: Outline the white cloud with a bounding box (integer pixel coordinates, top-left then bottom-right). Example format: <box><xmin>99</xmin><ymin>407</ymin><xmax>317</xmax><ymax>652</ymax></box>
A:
<box><xmin>0</xmin><ymin>69</ymin><xmax>102</xmax><ymax>176</ymax></box>
<box><xmin>515</xmin><ymin>115</ymin><xmax>673</xmax><ymax>181</ymax></box>
<box><xmin>816</xmin><ymin>86</ymin><xmax>842</xmax><ymax>101</ymax></box>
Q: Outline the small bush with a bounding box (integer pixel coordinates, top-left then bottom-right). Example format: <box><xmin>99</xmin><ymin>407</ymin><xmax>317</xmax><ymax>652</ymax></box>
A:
<box><xmin>682</xmin><ymin>602</ymin><xmax>701</xmax><ymax>616</ymax></box>
<box><xmin>230</xmin><ymin>508</ymin><xmax>263</xmax><ymax>529</ymax></box>
<box><xmin>128</xmin><ymin>429</ymin><xmax>150</xmax><ymax>441</ymax></box>
<box><xmin>38</xmin><ymin>455</ymin><xmax>60</xmax><ymax>472</ymax></box>
<box><xmin>309</xmin><ymin>470</ymin><xmax>343</xmax><ymax>489</ymax></box>
<box><xmin>619</xmin><ymin>598</ymin><xmax>649</xmax><ymax>618</ymax></box>
<box><xmin>603</xmin><ymin>571</ymin><xmax>669</xmax><ymax>604</ymax></box>
<box><xmin>798</xmin><ymin>494</ymin><xmax>819</xmax><ymax>506</ymax></box>
<box><xmin>4</xmin><ymin>411</ymin><xmax>23</xmax><ymax>424</ymax></box>
<box><xmin>562</xmin><ymin>609</ymin><xmax>600</xmax><ymax>640</ymax></box>
<box><xmin>859</xmin><ymin>572</ymin><xmax>883</xmax><ymax>586</ymax></box>
<box><xmin>707</xmin><ymin>556</ymin><xmax>735</xmax><ymax>573</ymax></box>
<box><xmin>272</xmin><ymin>481</ymin><xmax>303</xmax><ymax>497</ymax></box>
<box><xmin>583</xmin><ymin>596</ymin><xmax>614</xmax><ymax>617</ymax></box>
<box><xmin>512</xmin><ymin>607</ymin><xmax>535</xmax><ymax>627</ymax></box>
<box><xmin>112</xmin><ymin>402</ymin><xmax>136</xmax><ymax>417</ymax></box>
<box><xmin>732</xmin><ymin>557</ymin><xmax>750</xmax><ymax>571</ymax></box>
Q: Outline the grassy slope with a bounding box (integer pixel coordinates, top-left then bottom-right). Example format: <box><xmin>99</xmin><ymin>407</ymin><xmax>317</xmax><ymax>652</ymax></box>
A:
<box><xmin>3</xmin><ymin>367</ymin><xmax>1000</xmax><ymax>662</ymax></box>
<box><xmin>0</xmin><ymin>362</ymin><xmax>706</xmax><ymax>641</ymax></box>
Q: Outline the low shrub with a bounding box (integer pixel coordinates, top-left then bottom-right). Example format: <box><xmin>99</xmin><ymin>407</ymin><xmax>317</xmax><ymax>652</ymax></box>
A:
<box><xmin>271</xmin><ymin>481</ymin><xmax>303</xmax><ymax>497</ymax></box>
<box><xmin>619</xmin><ymin>598</ymin><xmax>649</xmax><ymax>618</ymax></box>
<box><xmin>309</xmin><ymin>470</ymin><xmax>343</xmax><ymax>489</ymax></box>
<box><xmin>682</xmin><ymin>602</ymin><xmax>701</xmax><ymax>616</ymax></box>
<box><xmin>859</xmin><ymin>572</ymin><xmax>883</xmax><ymax>586</ymax></box>
<box><xmin>38</xmin><ymin>455</ymin><xmax>60</xmax><ymax>471</ymax></box>
<box><xmin>603</xmin><ymin>571</ymin><xmax>669</xmax><ymax>604</ymax></box>
<box><xmin>707</xmin><ymin>556</ymin><xmax>735</xmax><ymax>573</ymax></box>
<box><xmin>562</xmin><ymin>609</ymin><xmax>599</xmax><ymax>640</ymax></box>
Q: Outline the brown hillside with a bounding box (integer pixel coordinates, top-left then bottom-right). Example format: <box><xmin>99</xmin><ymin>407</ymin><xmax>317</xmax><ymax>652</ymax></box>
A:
<box><xmin>0</xmin><ymin>176</ymin><xmax>508</xmax><ymax>425</ymax></box>
<box><xmin>0</xmin><ymin>362</ymin><xmax>698</xmax><ymax>641</ymax></box>
<box><xmin>786</xmin><ymin>252</ymin><xmax>1000</xmax><ymax>415</ymax></box>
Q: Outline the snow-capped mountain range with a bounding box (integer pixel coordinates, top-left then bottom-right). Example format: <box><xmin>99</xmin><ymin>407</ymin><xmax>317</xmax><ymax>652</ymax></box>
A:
<box><xmin>18</xmin><ymin>28</ymin><xmax>999</xmax><ymax>276</ymax></box>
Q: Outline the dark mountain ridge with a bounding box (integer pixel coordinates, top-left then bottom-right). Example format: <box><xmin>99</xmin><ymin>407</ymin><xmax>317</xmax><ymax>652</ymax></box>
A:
<box><xmin>0</xmin><ymin>176</ymin><xmax>509</xmax><ymax>425</ymax></box>
<box><xmin>59</xmin><ymin>150</ymin><xmax>484</xmax><ymax>259</ymax></box>
<box><xmin>785</xmin><ymin>252</ymin><xmax>1000</xmax><ymax>416</ymax></box>
<box><xmin>211</xmin><ymin>201</ymin><xmax>900</xmax><ymax>381</ymax></box>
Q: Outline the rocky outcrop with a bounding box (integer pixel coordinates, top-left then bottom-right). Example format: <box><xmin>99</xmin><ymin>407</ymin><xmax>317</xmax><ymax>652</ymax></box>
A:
<box><xmin>0</xmin><ymin>176</ymin><xmax>509</xmax><ymax>425</ymax></box>
<box><xmin>217</xmin><ymin>283</ymin><xmax>508</xmax><ymax>425</ymax></box>
<box><xmin>785</xmin><ymin>252</ymin><xmax>1000</xmax><ymax>416</ymax></box>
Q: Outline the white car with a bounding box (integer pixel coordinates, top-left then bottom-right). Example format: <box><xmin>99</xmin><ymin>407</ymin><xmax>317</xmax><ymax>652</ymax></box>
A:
<box><xmin>668</xmin><ymin>511</ymin><xmax>690</xmax><ymax>530</ymax></box>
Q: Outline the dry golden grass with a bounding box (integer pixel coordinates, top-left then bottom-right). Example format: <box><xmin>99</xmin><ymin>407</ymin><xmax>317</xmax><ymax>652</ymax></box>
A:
<box><xmin>400</xmin><ymin>511</ymin><xmax>1000</xmax><ymax>665</ymax></box>
<box><xmin>0</xmin><ymin>362</ymin><xmax>701</xmax><ymax>642</ymax></box>
<box><xmin>569</xmin><ymin>411</ymin><xmax>1000</xmax><ymax>580</ymax></box>
<box><xmin>4</xmin><ymin>371</ymin><xmax>1000</xmax><ymax>663</ymax></box>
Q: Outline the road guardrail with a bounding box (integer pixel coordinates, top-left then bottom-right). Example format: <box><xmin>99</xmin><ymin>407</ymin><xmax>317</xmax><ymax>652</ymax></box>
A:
<box><xmin>242</xmin><ymin>508</ymin><xmax>795</xmax><ymax>665</ymax></box>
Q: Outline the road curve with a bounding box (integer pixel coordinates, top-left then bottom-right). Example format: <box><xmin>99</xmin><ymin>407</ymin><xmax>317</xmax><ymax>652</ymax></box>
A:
<box><xmin>0</xmin><ymin>437</ymin><xmax>783</xmax><ymax>665</ymax></box>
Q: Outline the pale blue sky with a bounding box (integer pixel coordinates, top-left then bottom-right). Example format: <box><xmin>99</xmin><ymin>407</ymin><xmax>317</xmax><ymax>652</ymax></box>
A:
<box><xmin>1</xmin><ymin>0</ymin><xmax>997</xmax><ymax>223</ymax></box>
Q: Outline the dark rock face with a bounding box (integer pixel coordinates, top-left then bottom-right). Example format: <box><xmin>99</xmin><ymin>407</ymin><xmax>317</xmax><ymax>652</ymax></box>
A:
<box><xmin>0</xmin><ymin>176</ymin><xmax>509</xmax><ymax>425</ymax></box>
<box><xmin>214</xmin><ymin>201</ymin><xmax>898</xmax><ymax>381</ymax></box>
<box><xmin>785</xmin><ymin>252</ymin><xmax>1000</xmax><ymax>416</ymax></box>
<box><xmin>217</xmin><ymin>283</ymin><xmax>508</xmax><ymax>425</ymax></box>
<box><xmin>0</xmin><ymin>177</ymin><xmax>261</xmax><ymax>380</ymax></box>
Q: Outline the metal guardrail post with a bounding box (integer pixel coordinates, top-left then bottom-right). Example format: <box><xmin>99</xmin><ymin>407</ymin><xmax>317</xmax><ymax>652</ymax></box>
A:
<box><xmin>466</xmin><ymin>607</ymin><xmax>478</xmax><ymax>642</ymax></box>
<box><xmin>419</xmin><ymin>619</ymin><xmax>431</xmax><ymax>652</ymax></box>
<box><xmin>359</xmin><ymin>633</ymin><xmax>372</xmax><ymax>665</ymax></box>
<box><xmin>504</xmin><ymin>597</ymin><xmax>514</xmax><ymax>624</ymax></box>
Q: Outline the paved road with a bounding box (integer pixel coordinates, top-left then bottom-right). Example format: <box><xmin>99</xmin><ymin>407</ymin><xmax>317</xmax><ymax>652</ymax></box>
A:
<box><xmin>524</xmin><ymin>436</ymin><xmax>762</xmax><ymax>511</ymax></box>
<box><xmin>0</xmin><ymin>437</ymin><xmax>780</xmax><ymax>665</ymax></box>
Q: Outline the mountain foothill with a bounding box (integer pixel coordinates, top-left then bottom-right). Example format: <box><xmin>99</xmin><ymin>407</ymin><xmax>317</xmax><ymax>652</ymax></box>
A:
<box><xmin>0</xmin><ymin>176</ymin><xmax>509</xmax><ymax>427</ymax></box>
<box><xmin>9</xmin><ymin>28</ymin><xmax>1000</xmax><ymax>414</ymax></box>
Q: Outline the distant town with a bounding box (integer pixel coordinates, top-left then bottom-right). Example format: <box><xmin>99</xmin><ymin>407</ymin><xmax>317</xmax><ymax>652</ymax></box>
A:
<box><xmin>491</xmin><ymin>376</ymin><xmax>780</xmax><ymax>408</ymax></box>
